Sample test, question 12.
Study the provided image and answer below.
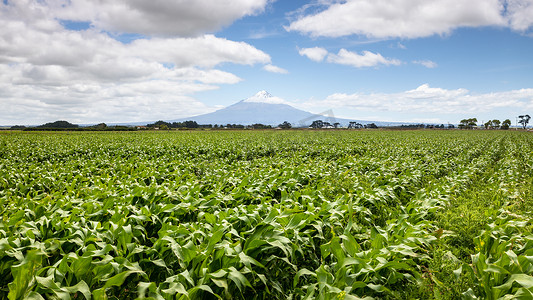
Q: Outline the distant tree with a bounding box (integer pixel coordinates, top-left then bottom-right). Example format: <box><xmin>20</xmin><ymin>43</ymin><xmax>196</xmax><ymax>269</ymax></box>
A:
<box><xmin>501</xmin><ymin>119</ymin><xmax>511</xmax><ymax>130</ymax></box>
<box><xmin>148</xmin><ymin>120</ymin><xmax>170</xmax><ymax>128</ymax></box>
<box><xmin>459</xmin><ymin>118</ymin><xmax>477</xmax><ymax>129</ymax></box>
<box><xmin>365</xmin><ymin>123</ymin><xmax>378</xmax><ymax>129</ymax></box>
<box><xmin>109</xmin><ymin>125</ymin><xmax>133</xmax><ymax>131</ymax></box>
<box><xmin>348</xmin><ymin>122</ymin><xmax>363</xmax><ymax>129</ymax></box>
<box><xmin>10</xmin><ymin>125</ymin><xmax>26</xmax><ymax>130</ymax></box>
<box><xmin>278</xmin><ymin>121</ymin><xmax>292</xmax><ymax>129</ymax></box>
<box><xmin>183</xmin><ymin>121</ymin><xmax>199</xmax><ymax>128</ymax></box>
<box><xmin>519</xmin><ymin>115</ymin><xmax>531</xmax><ymax>129</ymax></box>
<box><xmin>310</xmin><ymin>120</ymin><xmax>323</xmax><ymax>129</ymax></box>
<box><xmin>251</xmin><ymin>124</ymin><xmax>271</xmax><ymax>129</ymax></box>
<box><xmin>484</xmin><ymin>120</ymin><xmax>492</xmax><ymax>129</ymax></box>
<box><xmin>333</xmin><ymin>122</ymin><xmax>340</xmax><ymax>129</ymax></box>
<box><xmin>400</xmin><ymin>124</ymin><xmax>424</xmax><ymax>129</ymax></box>
<box><xmin>468</xmin><ymin>118</ymin><xmax>478</xmax><ymax>129</ymax></box>
<box><xmin>37</xmin><ymin>120</ymin><xmax>78</xmax><ymax>129</ymax></box>
<box><xmin>448</xmin><ymin>124</ymin><xmax>455</xmax><ymax>129</ymax></box>
<box><xmin>491</xmin><ymin>119</ymin><xmax>501</xmax><ymax>129</ymax></box>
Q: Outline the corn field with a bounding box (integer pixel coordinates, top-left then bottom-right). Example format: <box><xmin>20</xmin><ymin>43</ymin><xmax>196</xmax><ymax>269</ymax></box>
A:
<box><xmin>0</xmin><ymin>130</ymin><xmax>532</xmax><ymax>299</ymax></box>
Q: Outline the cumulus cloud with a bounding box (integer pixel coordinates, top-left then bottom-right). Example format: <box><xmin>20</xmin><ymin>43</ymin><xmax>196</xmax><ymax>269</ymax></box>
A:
<box><xmin>302</xmin><ymin>84</ymin><xmax>533</xmax><ymax>115</ymax></box>
<box><xmin>327</xmin><ymin>49</ymin><xmax>402</xmax><ymax>67</ymax></box>
<box><xmin>50</xmin><ymin>0</ymin><xmax>270</xmax><ymax>36</ymax></box>
<box><xmin>298</xmin><ymin>47</ymin><xmax>328</xmax><ymax>62</ymax></box>
<box><xmin>0</xmin><ymin>0</ymin><xmax>273</xmax><ymax>125</ymax></box>
<box><xmin>506</xmin><ymin>0</ymin><xmax>533</xmax><ymax>31</ymax></box>
<box><xmin>263</xmin><ymin>64</ymin><xmax>289</xmax><ymax>74</ymax></box>
<box><xmin>299</xmin><ymin>47</ymin><xmax>401</xmax><ymax>68</ymax></box>
<box><xmin>0</xmin><ymin>62</ymin><xmax>223</xmax><ymax>124</ymax></box>
<box><xmin>287</xmin><ymin>0</ymin><xmax>533</xmax><ymax>39</ymax></box>
<box><xmin>129</xmin><ymin>36</ymin><xmax>270</xmax><ymax>68</ymax></box>
<box><xmin>413</xmin><ymin>60</ymin><xmax>438</xmax><ymax>68</ymax></box>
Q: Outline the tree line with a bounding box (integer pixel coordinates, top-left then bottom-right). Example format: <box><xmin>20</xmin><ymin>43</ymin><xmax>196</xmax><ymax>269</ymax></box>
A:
<box><xmin>144</xmin><ymin>120</ymin><xmax>279</xmax><ymax>130</ymax></box>
<box><xmin>458</xmin><ymin>115</ymin><xmax>530</xmax><ymax>129</ymax></box>
<box><xmin>6</xmin><ymin>115</ymin><xmax>531</xmax><ymax>131</ymax></box>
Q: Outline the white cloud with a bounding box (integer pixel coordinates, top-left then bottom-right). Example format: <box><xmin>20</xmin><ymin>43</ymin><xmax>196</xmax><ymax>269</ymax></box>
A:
<box><xmin>396</xmin><ymin>42</ymin><xmax>407</xmax><ymax>49</ymax></box>
<box><xmin>0</xmin><ymin>0</ymin><xmax>272</xmax><ymax>125</ymax></box>
<box><xmin>263</xmin><ymin>64</ymin><xmax>289</xmax><ymax>74</ymax></box>
<box><xmin>286</xmin><ymin>0</ymin><xmax>533</xmax><ymax>39</ymax></box>
<box><xmin>0</xmin><ymin>63</ymin><xmax>221</xmax><ymax>124</ymax></box>
<box><xmin>129</xmin><ymin>35</ymin><xmax>270</xmax><ymax>68</ymax></box>
<box><xmin>299</xmin><ymin>47</ymin><xmax>401</xmax><ymax>68</ymax></box>
<box><xmin>413</xmin><ymin>60</ymin><xmax>438</xmax><ymax>68</ymax></box>
<box><xmin>50</xmin><ymin>0</ymin><xmax>270</xmax><ymax>36</ymax></box>
<box><xmin>301</xmin><ymin>84</ymin><xmax>533</xmax><ymax>115</ymax></box>
<box><xmin>506</xmin><ymin>0</ymin><xmax>533</xmax><ymax>31</ymax></box>
<box><xmin>298</xmin><ymin>47</ymin><xmax>328</xmax><ymax>62</ymax></box>
<box><xmin>327</xmin><ymin>49</ymin><xmax>402</xmax><ymax>67</ymax></box>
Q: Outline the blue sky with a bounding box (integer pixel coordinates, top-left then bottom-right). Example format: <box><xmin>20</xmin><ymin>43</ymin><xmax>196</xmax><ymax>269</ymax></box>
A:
<box><xmin>1</xmin><ymin>0</ymin><xmax>533</xmax><ymax>125</ymax></box>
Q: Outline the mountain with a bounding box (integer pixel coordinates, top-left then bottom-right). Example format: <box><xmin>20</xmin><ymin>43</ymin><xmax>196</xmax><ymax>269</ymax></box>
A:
<box><xmin>172</xmin><ymin>91</ymin><xmax>397</xmax><ymax>127</ymax></box>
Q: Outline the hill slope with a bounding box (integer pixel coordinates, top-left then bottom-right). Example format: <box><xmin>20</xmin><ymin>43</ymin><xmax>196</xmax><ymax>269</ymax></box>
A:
<box><xmin>173</xmin><ymin>91</ymin><xmax>388</xmax><ymax>127</ymax></box>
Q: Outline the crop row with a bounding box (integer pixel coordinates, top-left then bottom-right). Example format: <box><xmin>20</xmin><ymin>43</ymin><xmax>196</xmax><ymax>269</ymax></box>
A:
<box><xmin>0</xmin><ymin>130</ymin><xmax>532</xmax><ymax>299</ymax></box>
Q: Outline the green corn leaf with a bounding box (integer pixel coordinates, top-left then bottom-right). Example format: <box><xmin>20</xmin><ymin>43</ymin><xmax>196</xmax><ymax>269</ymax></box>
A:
<box><xmin>161</xmin><ymin>282</ymin><xmax>188</xmax><ymax>296</ymax></box>
<box><xmin>514</xmin><ymin>288</ymin><xmax>533</xmax><ymax>300</ymax></box>
<box><xmin>330</xmin><ymin>237</ymin><xmax>345</xmax><ymax>266</ymax></box>
<box><xmin>493</xmin><ymin>274</ymin><xmax>533</xmax><ymax>292</ymax></box>
<box><xmin>92</xmin><ymin>270</ymin><xmax>145</xmax><ymax>298</ymax></box>
<box><xmin>485</xmin><ymin>264</ymin><xmax>511</xmax><ymax>275</ymax></box>
<box><xmin>137</xmin><ymin>282</ymin><xmax>164</xmax><ymax>300</ymax></box>
<box><xmin>211</xmin><ymin>278</ymin><xmax>228</xmax><ymax>290</ymax></box>
<box><xmin>65</xmin><ymin>281</ymin><xmax>92</xmax><ymax>299</ymax></box>
<box><xmin>238</xmin><ymin>251</ymin><xmax>265</xmax><ymax>269</ymax></box>
<box><xmin>340</xmin><ymin>233</ymin><xmax>360</xmax><ymax>257</ymax></box>
<box><xmin>209</xmin><ymin>269</ymin><xmax>227</xmax><ymax>278</ymax></box>
<box><xmin>8</xmin><ymin>250</ymin><xmax>43</xmax><ymax>300</ymax></box>
<box><xmin>178</xmin><ymin>269</ymin><xmax>195</xmax><ymax>287</ymax></box>
<box><xmin>367</xmin><ymin>283</ymin><xmax>390</xmax><ymax>293</ymax></box>
<box><xmin>188</xmin><ymin>284</ymin><xmax>221</xmax><ymax>299</ymax></box>
<box><xmin>293</xmin><ymin>268</ymin><xmax>316</xmax><ymax>288</ymax></box>
<box><xmin>453</xmin><ymin>265</ymin><xmax>463</xmax><ymax>280</ymax></box>
<box><xmin>227</xmin><ymin>267</ymin><xmax>252</xmax><ymax>293</ymax></box>
<box><xmin>206</xmin><ymin>229</ymin><xmax>225</xmax><ymax>254</ymax></box>
<box><xmin>72</xmin><ymin>256</ymin><xmax>92</xmax><ymax>280</ymax></box>
<box><xmin>25</xmin><ymin>291</ymin><xmax>45</xmax><ymax>300</ymax></box>
<box><xmin>505</xmin><ymin>250</ymin><xmax>522</xmax><ymax>272</ymax></box>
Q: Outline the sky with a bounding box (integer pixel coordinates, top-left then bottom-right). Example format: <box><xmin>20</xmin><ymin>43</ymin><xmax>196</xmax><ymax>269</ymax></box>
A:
<box><xmin>1</xmin><ymin>0</ymin><xmax>533</xmax><ymax>126</ymax></box>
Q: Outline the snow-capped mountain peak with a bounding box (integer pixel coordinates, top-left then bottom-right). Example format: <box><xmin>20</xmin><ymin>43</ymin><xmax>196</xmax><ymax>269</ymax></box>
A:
<box><xmin>243</xmin><ymin>90</ymin><xmax>286</xmax><ymax>104</ymax></box>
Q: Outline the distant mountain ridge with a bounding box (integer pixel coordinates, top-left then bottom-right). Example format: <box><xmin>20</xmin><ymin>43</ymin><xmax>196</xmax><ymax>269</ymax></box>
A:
<box><xmin>172</xmin><ymin>91</ymin><xmax>400</xmax><ymax>127</ymax></box>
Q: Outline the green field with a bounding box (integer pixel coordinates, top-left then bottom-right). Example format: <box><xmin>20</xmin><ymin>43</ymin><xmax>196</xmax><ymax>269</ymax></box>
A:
<box><xmin>1</xmin><ymin>130</ymin><xmax>532</xmax><ymax>299</ymax></box>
